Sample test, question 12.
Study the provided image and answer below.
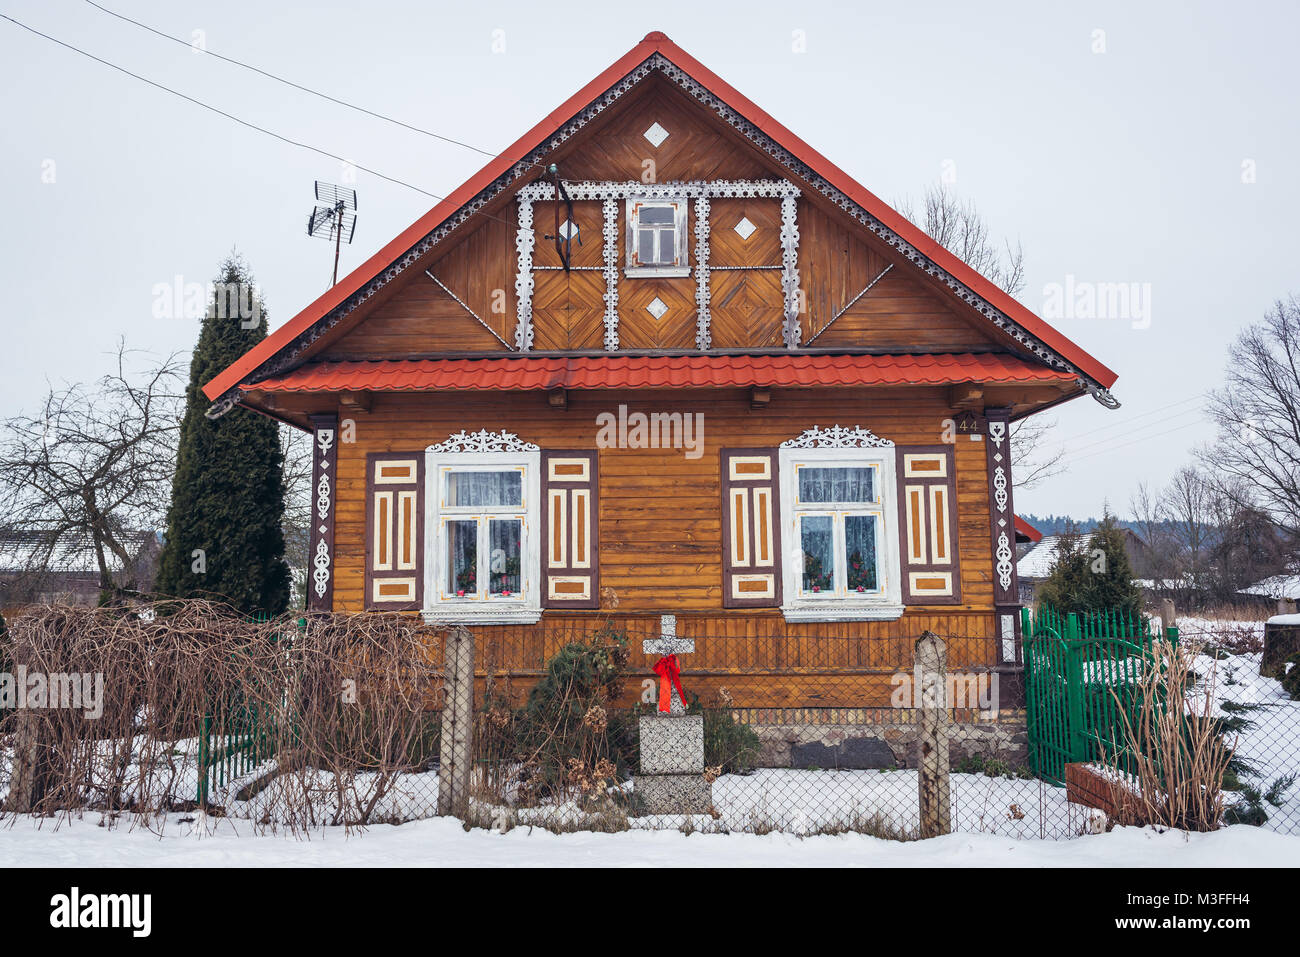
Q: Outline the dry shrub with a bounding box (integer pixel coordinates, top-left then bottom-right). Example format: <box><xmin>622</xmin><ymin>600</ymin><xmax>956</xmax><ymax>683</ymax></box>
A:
<box><xmin>0</xmin><ymin>602</ymin><xmax>445</xmax><ymax>834</ymax></box>
<box><xmin>1108</xmin><ymin>639</ymin><xmax>1237</xmax><ymax>831</ymax></box>
<box><xmin>470</xmin><ymin>626</ymin><xmax>635</xmax><ymax>827</ymax></box>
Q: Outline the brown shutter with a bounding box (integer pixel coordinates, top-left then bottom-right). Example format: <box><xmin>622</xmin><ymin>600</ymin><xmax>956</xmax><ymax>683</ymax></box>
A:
<box><xmin>365</xmin><ymin>452</ymin><xmax>423</xmax><ymax>611</ymax></box>
<box><xmin>541</xmin><ymin>450</ymin><xmax>599</xmax><ymax>608</ymax></box>
<box><xmin>896</xmin><ymin>445</ymin><xmax>961</xmax><ymax>605</ymax></box>
<box><xmin>721</xmin><ymin>448</ymin><xmax>782</xmax><ymax>608</ymax></box>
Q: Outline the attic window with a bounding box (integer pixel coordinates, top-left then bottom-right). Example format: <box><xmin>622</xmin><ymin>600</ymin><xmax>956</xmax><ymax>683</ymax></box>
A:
<box><xmin>625</xmin><ymin>198</ymin><xmax>688</xmax><ymax>278</ymax></box>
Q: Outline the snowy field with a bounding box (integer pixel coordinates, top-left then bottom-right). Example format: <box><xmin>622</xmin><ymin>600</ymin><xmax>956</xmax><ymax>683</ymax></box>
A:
<box><xmin>0</xmin><ymin>813</ymin><xmax>1295</xmax><ymax>867</ymax></box>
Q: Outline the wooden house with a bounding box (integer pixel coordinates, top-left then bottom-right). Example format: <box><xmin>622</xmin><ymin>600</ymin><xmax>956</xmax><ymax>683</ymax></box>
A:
<box><xmin>201</xmin><ymin>33</ymin><xmax>1118</xmax><ymax>746</ymax></box>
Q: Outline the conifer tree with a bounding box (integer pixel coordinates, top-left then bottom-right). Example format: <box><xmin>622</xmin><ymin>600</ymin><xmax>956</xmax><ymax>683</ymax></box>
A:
<box><xmin>1037</xmin><ymin>513</ymin><xmax>1142</xmax><ymax>619</ymax></box>
<box><xmin>154</xmin><ymin>256</ymin><xmax>289</xmax><ymax>616</ymax></box>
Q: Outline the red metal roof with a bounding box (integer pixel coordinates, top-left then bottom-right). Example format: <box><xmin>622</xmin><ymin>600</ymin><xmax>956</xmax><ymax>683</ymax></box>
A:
<box><xmin>1015</xmin><ymin>515</ymin><xmax>1044</xmax><ymax>544</ymax></box>
<box><xmin>203</xmin><ymin>32</ymin><xmax>1118</xmax><ymax>404</ymax></box>
<box><xmin>245</xmin><ymin>353</ymin><xmax>1078</xmax><ymax>394</ymax></box>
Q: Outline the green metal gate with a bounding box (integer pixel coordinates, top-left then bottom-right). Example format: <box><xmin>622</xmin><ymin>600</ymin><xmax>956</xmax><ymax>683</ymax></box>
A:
<box><xmin>1023</xmin><ymin>606</ymin><xmax>1178</xmax><ymax>786</ymax></box>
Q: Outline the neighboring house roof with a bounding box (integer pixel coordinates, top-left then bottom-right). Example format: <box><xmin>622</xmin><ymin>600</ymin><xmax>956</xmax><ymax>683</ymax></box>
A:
<box><xmin>0</xmin><ymin>531</ymin><xmax>160</xmax><ymax>577</ymax></box>
<box><xmin>201</xmin><ymin>31</ymin><xmax>1118</xmax><ymax>412</ymax></box>
<box><xmin>245</xmin><ymin>353</ymin><xmax>1078</xmax><ymax>394</ymax></box>
<box><xmin>1241</xmin><ymin>573</ymin><xmax>1300</xmax><ymax>600</ymax></box>
<box><xmin>1014</xmin><ymin>515</ymin><xmax>1043</xmax><ymax>544</ymax></box>
<box><xmin>1017</xmin><ymin>535</ymin><xmax>1068</xmax><ymax>582</ymax></box>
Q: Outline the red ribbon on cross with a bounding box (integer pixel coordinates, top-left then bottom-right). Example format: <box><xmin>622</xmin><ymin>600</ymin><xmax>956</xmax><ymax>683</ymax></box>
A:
<box><xmin>653</xmin><ymin>654</ymin><xmax>686</xmax><ymax>714</ymax></box>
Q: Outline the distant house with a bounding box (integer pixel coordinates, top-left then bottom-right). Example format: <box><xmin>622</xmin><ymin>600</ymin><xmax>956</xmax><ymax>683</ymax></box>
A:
<box><xmin>1016</xmin><ymin>528</ymin><xmax>1149</xmax><ymax>605</ymax></box>
<box><xmin>0</xmin><ymin>530</ymin><xmax>162</xmax><ymax>614</ymax></box>
<box><xmin>1240</xmin><ymin>572</ymin><xmax>1300</xmax><ymax>608</ymax></box>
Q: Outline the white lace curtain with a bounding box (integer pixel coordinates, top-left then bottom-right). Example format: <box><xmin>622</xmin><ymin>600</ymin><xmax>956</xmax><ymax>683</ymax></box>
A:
<box><xmin>446</xmin><ymin>470</ymin><xmax>522</xmax><ymax>508</ymax></box>
<box><xmin>797</xmin><ymin>467</ymin><xmax>875</xmax><ymax>505</ymax></box>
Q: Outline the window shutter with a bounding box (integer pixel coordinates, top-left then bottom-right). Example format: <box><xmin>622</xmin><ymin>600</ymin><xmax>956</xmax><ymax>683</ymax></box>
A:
<box><xmin>541</xmin><ymin>450</ymin><xmax>599</xmax><ymax>608</ymax></box>
<box><xmin>895</xmin><ymin>446</ymin><xmax>961</xmax><ymax>604</ymax></box>
<box><xmin>721</xmin><ymin>448</ymin><xmax>782</xmax><ymax>608</ymax></box>
<box><xmin>365</xmin><ymin>453</ymin><xmax>423</xmax><ymax>611</ymax></box>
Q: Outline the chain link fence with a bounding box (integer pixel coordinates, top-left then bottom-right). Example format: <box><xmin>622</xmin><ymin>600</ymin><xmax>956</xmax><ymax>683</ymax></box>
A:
<box><xmin>464</xmin><ymin>622</ymin><xmax>1102</xmax><ymax>838</ymax></box>
<box><xmin>1</xmin><ymin>605</ymin><xmax>1294</xmax><ymax>840</ymax></box>
<box><xmin>1175</xmin><ymin>618</ymin><xmax>1300</xmax><ymax>834</ymax></box>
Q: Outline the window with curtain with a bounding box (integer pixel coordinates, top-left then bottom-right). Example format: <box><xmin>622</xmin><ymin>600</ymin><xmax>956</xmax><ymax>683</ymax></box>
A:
<box><xmin>778</xmin><ymin>448</ymin><xmax>903</xmax><ymax>621</ymax></box>
<box><xmin>429</xmin><ymin>459</ymin><xmax>537</xmax><ymax>620</ymax></box>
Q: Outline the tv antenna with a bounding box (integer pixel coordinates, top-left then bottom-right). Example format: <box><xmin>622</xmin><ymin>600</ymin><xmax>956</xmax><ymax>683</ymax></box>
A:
<box><xmin>306</xmin><ymin>181</ymin><xmax>357</xmax><ymax>286</ymax></box>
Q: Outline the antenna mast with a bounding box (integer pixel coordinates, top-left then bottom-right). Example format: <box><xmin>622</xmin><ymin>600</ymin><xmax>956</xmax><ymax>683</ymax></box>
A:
<box><xmin>306</xmin><ymin>182</ymin><xmax>358</xmax><ymax>287</ymax></box>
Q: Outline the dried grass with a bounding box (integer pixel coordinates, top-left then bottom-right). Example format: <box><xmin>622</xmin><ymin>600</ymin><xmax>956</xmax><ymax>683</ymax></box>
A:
<box><xmin>0</xmin><ymin>601</ymin><xmax>445</xmax><ymax>834</ymax></box>
<box><xmin>1108</xmin><ymin>639</ymin><xmax>1237</xmax><ymax>831</ymax></box>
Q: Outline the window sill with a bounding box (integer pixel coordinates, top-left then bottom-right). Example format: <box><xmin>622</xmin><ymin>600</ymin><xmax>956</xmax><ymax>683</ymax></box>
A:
<box><xmin>780</xmin><ymin>603</ymin><xmax>905</xmax><ymax>623</ymax></box>
<box><xmin>422</xmin><ymin>606</ymin><xmax>542</xmax><ymax>626</ymax></box>
<box><xmin>624</xmin><ymin>266</ymin><xmax>690</xmax><ymax>279</ymax></box>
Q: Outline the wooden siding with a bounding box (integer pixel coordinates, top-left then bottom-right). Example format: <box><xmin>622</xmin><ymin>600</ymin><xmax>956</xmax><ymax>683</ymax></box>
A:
<box><xmin>331</xmin><ymin>387</ymin><xmax>997</xmax><ymax>643</ymax></box>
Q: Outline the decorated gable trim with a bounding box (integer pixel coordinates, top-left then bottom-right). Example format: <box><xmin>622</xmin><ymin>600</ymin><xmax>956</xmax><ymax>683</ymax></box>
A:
<box><xmin>513</xmin><ymin>180</ymin><xmax>801</xmax><ymax>352</ymax></box>
<box><xmin>780</xmin><ymin>425</ymin><xmax>894</xmax><ymax>449</ymax></box>
<box><xmin>426</xmin><ymin>429</ymin><xmax>540</xmax><ymax>454</ymax></box>
<box><xmin>206</xmin><ymin>48</ymin><xmax>1114</xmax><ymax>416</ymax></box>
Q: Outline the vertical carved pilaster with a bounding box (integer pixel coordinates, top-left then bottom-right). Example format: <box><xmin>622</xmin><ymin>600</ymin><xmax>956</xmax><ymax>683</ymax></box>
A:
<box><xmin>693</xmin><ymin>195</ymin><xmax>712</xmax><ymax>350</ymax></box>
<box><xmin>307</xmin><ymin>413</ymin><xmax>338</xmax><ymax>612</ymax></box>
<box><xmin>602</xmin><ymin>197</ymin><xmax>619</xmax><ymax>351</ymax></box>
<box><xmin>780</xmin><ymin>192</ymin><xmax>801</xmax><ymax>348</ymax></box>
<box><xmin>984</xmin><ymin>407</ymin><xmax>1020</xmax><ymax>663</ymax></box>
<box><xmin>513</xmin><ymin>197</ymin><xmax>535</xmax><ymax>351</ymax></box>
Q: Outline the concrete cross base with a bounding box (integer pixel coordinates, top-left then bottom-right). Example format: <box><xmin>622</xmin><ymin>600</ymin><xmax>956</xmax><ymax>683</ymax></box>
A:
<box><xmin>634</xmin><ymin>774</ymin><xmax>713</xmax><ymax>815</ymax></box>
<box><xmin>639</xmin><ymin>714</ymin><xmax>704</xmax><ymax>774</ymax></box>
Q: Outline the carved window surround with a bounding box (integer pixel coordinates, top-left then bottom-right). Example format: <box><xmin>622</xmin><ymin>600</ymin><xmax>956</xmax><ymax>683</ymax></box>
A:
<box><xmin>513</xmin><ymin>179</ymin><xmax>801</xmax><ymax>352</ymax></box>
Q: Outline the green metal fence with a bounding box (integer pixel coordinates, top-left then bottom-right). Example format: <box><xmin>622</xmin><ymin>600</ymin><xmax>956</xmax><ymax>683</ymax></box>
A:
<box><xmin>195</xmin><ymin>616</ymin><xmax>302</xmax><ymax>806</ymax></box>
<box><xmin>1023</xmin><ymin>605</ymin><xmax>1178</xmax><ymax>786</ymax></box>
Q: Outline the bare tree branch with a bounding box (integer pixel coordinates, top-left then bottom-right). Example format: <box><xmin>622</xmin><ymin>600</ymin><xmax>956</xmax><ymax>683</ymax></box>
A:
<box><xmin>0</xmin><ymin>341</ymin><xmax>183</xmax><ymax>601</ymax></box>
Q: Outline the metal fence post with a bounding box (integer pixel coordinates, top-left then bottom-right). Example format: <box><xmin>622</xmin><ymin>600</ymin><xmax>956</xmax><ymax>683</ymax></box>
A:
<box><xmin>915</xmin><ymin>631</ymin><xmax>951</xmax><ymax>838</ymax></box>
<box><xmin>437</xmin><ymin>625</ymin><xmax>475</xmax><ymax>817</ymax></box>
<box><xmin>1064</xmin><ymin>612</ymin><xmax>1087</xmax><ymax>763</ymax></box>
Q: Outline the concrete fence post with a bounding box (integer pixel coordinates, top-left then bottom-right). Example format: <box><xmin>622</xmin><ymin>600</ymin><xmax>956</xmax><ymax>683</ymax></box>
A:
<box><xmin>1160</xmin><ymin>598</ymin><xmax>1178</xmax><ymax>639</ymax></box>
<box><xmin>436</xmin><ymin>625</ymin><xmax>475</xmax><ymax>817</ymax></box>
<box><xmin>915</xmin><ymin>630</ymin><xmax>951</xmax><ymax>839</ymax></box>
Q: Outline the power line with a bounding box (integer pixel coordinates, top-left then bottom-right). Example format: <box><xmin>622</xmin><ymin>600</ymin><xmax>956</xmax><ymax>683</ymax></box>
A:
<box><xmin>1063</xmin><ymin>417</ymin><xmax>1211</xmax><ymax>465</ymax></box>
<box><xmin>1054</xmin><ymin>392</ymin><xmax>1207</xmax><ymax>445</ymax></box>
<box><xmin>1057</xmin><ymin>406</ymin><xmax>1208</xmax><ymax>456</ymax></box>
<box><xmin>0</xmin><ymin>12</ymin><xmax>447</xmax><ymax>201</ymax></box>
<box><xmin>81</xmin><ymin>0</ymin><xmax>498</xmax><ymax>158</ymax></box>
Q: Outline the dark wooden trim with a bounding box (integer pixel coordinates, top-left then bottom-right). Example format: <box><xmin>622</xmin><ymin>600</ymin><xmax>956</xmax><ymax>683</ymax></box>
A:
<box><xmin>983</xmin><ymin>406</ymin><xmax>1022</xmax><ymax>662</ymax></box>
<box><xmin>540</xmin><ymin>449</ymin><xmax>600</xmax><ymax>609</ymax></box>
<box><xmin>306</xmin><ymin>414</ymin><xmax>339</xmax><ymax>612</ymax></box>
<box><xmin>720</xmin><ymin>447</ymin><xmax>782</xmax><ymax>609</ymax></box>
<box><xmin>895</xmin><ymin>444</ymin><xmax>962</xmax><ymax>606</ymax></box>
<box><xmin>363</xmin><ymin>451</ymin><xmax>424</xmax><ymax>612</ymax></box>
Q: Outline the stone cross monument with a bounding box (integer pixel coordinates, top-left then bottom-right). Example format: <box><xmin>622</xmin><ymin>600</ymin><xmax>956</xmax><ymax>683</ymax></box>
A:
<box><xmin>634</xmin><ymin>614</ymin><xmax>711</xmax><ymax>815</ymax></box>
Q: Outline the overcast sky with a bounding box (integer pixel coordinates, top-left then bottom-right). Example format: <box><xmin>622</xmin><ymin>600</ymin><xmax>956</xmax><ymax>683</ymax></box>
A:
<box><xmin>2</xmin><ymin>0</ymin><xmax>1296</xmax><ymax>518</ymax></box>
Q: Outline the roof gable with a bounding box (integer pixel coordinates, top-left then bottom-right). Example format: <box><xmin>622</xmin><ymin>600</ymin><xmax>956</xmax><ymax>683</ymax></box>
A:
<box><xmin>202</xmin><ymin>32</ymin><xmax>1118</xmax><ymax>412</ymax></box>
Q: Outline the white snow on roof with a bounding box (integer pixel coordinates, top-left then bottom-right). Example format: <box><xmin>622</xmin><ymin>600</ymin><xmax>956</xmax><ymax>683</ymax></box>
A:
<box><xmin>0</xmin><ymin>532</ymin><xmax>156</xmax><ymax>576</ymax></box>
<box><xmin>1241</xmin><ymin>573</ymin><xmax>1300</xmax><ymax>600</ymax></box>
<box><xmin>1016</xmin><ymin>535</ymin><xmax>1068</xmax><ymax>581</ymax></box>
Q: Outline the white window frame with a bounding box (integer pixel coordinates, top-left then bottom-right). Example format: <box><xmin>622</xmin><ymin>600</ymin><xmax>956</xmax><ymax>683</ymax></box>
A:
<box><xmin>778</xmin><ymin>447</ymin><xmax>904</xmax><ymax>622</ymax></box>
<box><xmin>422</xmin><ymin>449</ymin><xmax>542</xmax><ymax>625</ymax></box>
<box><xmin>625</xmin><ymin>197</ymin><xmax>689</xmax><ymax>277</ymax></box>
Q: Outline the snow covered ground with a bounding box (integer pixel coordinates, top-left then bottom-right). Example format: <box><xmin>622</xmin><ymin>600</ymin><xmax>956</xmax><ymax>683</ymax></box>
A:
<box><xmin>1179</xmin><ymin>619</ymin><xmax>1300</xmax><ymax>831</ymax></box>
<box><xmin>0</xmin><ymin>813</ymin><xmax>1294</xmax><ymax>867</ymax></box>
